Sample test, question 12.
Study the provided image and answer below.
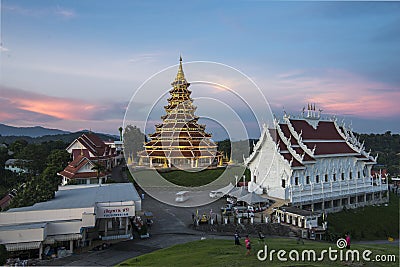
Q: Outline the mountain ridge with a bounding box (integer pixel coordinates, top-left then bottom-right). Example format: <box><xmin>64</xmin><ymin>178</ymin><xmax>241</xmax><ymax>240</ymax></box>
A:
<box><xmin>0</xmin><ymin>123</ymin><xmax>70</xmax><ymax>137</ymax></box>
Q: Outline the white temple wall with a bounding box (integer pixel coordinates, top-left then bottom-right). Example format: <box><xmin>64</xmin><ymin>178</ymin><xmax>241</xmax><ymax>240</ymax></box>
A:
<box><xmin>248</xmin><ymin>135</ymin><xmax>291</xmax><ymax>200</ymax></box>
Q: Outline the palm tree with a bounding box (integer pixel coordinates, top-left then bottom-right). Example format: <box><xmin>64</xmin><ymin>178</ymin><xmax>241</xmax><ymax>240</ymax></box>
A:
<box><xmin>91</xmin><ymin>162</ymin><xmax>106</xmax><ymax>184</ymax></box>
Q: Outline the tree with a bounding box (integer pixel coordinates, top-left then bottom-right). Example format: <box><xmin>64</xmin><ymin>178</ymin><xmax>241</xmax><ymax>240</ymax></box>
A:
<box><xmin>123</xmin><ymin>125</ymin><xmax>145</xmax><ymax>161</ymax></box>
<box><xmin>0</xmin><ymin>244</ymin><xmax>7</xmax><ymax>265</ymax></box>
<box><xmin>46</xmin><ymin>149</ymin><xmax>70</xmax><ymax>170</ymax></box>
<box><xmin>91</xmin><ymin>162</ymin><xmax>106</xmax><ymax>184</ymax></box>
<box><xmin>118</xmin><ymin>127</ymin><xmax>123</xmax><ymax>142</ymax></box>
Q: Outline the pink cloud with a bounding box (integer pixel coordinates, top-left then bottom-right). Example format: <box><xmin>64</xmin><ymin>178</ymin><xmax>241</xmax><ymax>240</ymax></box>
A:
<box><xmin>0</xmin><ymin>86</ymin><xmax>125</xmax><ymax>133</ymax></box>
<box><xmin>269</xmin><ymin>69</ymin><xmax>400</xmax><ymax>118</ymax></box>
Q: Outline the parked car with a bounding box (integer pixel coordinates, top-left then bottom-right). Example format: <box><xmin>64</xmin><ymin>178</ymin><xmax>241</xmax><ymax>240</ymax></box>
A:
<box><xmin>221</xmin><ymin>203</ymin><xmax>234</xmax><ymax>212</ymax></box>
<box><xmin>175</xmin><ymin>191</ymin><xmax>189</xmax><ymax>202</ymax></box>
<box><xmin>235</xmin><ymin>210</ymin><xmax>255</xmax><ymax>218</ymax></box>
<box><xmin>226</xmin><ymin>197</ymin><xmax>237</xmax><ymax>204</ymax></box>
<box><xmin>209</xmin><ymin>191</ymin><xmax>224</xmax><ymax>198</ymax></box>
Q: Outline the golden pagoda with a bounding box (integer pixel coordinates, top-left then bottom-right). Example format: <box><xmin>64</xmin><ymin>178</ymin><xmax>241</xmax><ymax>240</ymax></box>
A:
<box><xmin>138</xmin><ymin>56</ymin><xmax>223</xmax><ymax>168</ymax></box>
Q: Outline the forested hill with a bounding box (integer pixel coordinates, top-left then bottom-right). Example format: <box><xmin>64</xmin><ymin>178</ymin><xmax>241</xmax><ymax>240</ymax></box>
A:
<box><xmin>0</xmin><ymin>123</ymin><xmax>70</xmax><ymax>137</ymax></box>
<box><xmin>0</xmin><ymin>131</ymin><xmax>118</xmax><ymax>145</ymax></box>
<box><xmin>357</xmin><ymin>131</ymin><xmax>400</xmax><ymax>175</ymax></box>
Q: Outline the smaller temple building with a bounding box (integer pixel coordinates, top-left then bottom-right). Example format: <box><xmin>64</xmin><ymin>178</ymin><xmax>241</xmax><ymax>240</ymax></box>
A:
<box><xmin>0</xmin><ymin>183</ymin><xmax>141</xmax><ymax>259</ymax></box>
<box><xmin>58</xmin><ymin>133</ymin><xmax>118</xmax><ymax>185</ymax></box>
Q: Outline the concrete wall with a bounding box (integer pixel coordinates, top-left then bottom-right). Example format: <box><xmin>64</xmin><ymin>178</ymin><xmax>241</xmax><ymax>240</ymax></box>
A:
<box><xmin>0</xmin><ymin>207</ymin><xmax>94</xmax><ymax>226</ymax></box>
<box><xmin>0</xmin><ymin>227</ymin><xmax>46</xmax><ymax>244</ymax></box>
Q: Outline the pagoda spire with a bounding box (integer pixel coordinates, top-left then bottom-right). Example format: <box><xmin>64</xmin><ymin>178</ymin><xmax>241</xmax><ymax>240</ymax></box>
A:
<box><xmin>173</xmin><ymin>55</ymin><xmax>187</xmax><ymax>84</ymax></box>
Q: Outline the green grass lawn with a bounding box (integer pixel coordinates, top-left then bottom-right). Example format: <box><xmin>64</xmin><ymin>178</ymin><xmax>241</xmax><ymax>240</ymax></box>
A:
<box><xmin>327</xmin><ymin>193</ymin><xmax>400</xmax><ymax>240</ymax></box>
<box><xmin>159</xmin><ymin>168</ymin><xmax>226</xmax><ymax>187</ymax></box>
<box><xmin>129</xmin><ymin>167</ymin><xmax>250</xmax><ymax>187</ymax></box>
<box><xmin>117</xmin><ymin>238</ymin><xmax>399</xmax><ymax>267</ymax></box>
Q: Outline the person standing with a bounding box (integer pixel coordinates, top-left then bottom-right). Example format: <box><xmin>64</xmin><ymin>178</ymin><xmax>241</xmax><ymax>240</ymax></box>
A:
<box><xmin>234</xmin><ymin>231</ymin><xmax>241</xmax><ymax>245</ymax></box>
<box><xmin>245</xmin><ymin>235</ymin><xmax>251</xmax><ymax>256</ymax></box>
<box><xmin>345</xmin><ymin>233</ymin><xmax>351</xmax><ymax>249</ymax></box>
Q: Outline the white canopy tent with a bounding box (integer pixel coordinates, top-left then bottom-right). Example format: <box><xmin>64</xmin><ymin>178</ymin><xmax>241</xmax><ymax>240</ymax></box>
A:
<box><xmin>228</xmin><ymin>186</ymin><xmax>249</xmax><ymax>198</ymax></box>
<box><xmin>237</xmin><ymin>191</ymin><xmax>269</xmax><ymax>205</ymax></box>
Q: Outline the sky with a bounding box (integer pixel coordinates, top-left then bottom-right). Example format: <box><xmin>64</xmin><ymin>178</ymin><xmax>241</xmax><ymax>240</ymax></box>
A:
<box><xmin>1</xmin><ymin>0</ymin><xmax>399</xmax><ymax>138</ymax></box>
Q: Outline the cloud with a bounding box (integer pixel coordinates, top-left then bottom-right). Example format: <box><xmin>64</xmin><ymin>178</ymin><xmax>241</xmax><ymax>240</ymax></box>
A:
<box><xmin>0</xmin><ymin>86</ymin><xmax>126</xmax><ymax>133</ymax></box>
<box><xmin>3</xmin><ymin>4</ymin><xmax>76</xmax><ymax>19</ymax></box>
<box><xmin>128</xmin><ymin>53</ymin><xmax>162</xmax><ymax>63</ymax></box>
<box><xmin>0</xmin><ymin>45</ymin><xmax>9</xmax><ymax>52</ymax></box>
<box><xmin>264</xmin><ymin>68</ymin><xmax>400</xmax><ymax>118</ymax></box>
<box><xmin>55</xmin><ymin>7</ymin><xmax>76</xmax><ymax>19</ymax></box>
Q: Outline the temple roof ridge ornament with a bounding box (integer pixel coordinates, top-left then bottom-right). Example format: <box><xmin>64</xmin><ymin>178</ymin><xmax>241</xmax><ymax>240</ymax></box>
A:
<box><xmin>301</xmin><ymin>103</ymin><xmax>321</xmax><ymax>129</ymax></box>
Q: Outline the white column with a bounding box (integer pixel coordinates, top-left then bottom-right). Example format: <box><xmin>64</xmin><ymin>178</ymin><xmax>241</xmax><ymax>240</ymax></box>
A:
<box><xmin>39</xmin><ymin>243</ymin><xmax>43</xmax><ymax>259</ymax></box>
<box><xmin>104</xmin><ymin>219</ymin><xmax>108</xmax><ymax>237</ymax></box>
<box><xmin>69</xmin><ymin>240</ymin><xmax>74</xmax><ymax>253</ymax></box>
<box><xmin>125</xmin><ymin>217</ymin><xmax>129</xmax><ymax>235</ymax></box>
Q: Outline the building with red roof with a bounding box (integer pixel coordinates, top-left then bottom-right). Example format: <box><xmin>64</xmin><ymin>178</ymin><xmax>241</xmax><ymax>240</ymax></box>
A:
<box><xmin>59</xmin><ymin>133</ymin><xmax>116</xmax><ymax>185</ymax></box>
<box><xmin>245</xmin><ymin>105</ymin><xmax>388</xmax><ymax>212</ymax></box>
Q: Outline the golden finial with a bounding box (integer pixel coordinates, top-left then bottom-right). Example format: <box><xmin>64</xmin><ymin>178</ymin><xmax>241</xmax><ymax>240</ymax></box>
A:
<box><xmin>174</xmin><ymin>54</ymin><xmax>186</xmax><ymax>82</ymax></box>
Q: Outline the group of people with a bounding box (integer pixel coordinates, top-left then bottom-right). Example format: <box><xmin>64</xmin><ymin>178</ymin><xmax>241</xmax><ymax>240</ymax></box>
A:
<box><xmin>234</xmin><ymin>231</ymin><xmax>252</xmax><ymax>256</ymax></box>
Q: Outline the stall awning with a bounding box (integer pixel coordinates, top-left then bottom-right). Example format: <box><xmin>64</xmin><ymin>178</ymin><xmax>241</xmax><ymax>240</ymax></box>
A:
<box><xmin>44</xmin><ymin>233</ymin><xmax>82</xmax><ymax>244</ymax></box>
<box><xmin>5</xmin><ymin>241</ymin><xmax>41</xmax><ymax>252</ymax></box>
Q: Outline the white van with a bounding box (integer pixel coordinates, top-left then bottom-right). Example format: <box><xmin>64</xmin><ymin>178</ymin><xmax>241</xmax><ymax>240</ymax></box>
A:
<box><xmin>175</xmin><ymin>191</ymin><xmax>190</xmax><ymax>202</ymax></box>
<box><xmin>209</xmin><ymin>191</ymin><xmax>224</xmax><ymax>198</ymax></box>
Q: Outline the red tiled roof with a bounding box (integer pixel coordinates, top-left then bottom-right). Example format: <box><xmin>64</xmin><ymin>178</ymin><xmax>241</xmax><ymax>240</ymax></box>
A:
<box><xmin>59</xmin><ymin>155</ymin><xmax>105</xmax><ymax>179</ymax></box>
<box><xmin>289</xmin><ymin>120</ymin><xmax>344</xmax><ymax>140</ymax></box>
<box><xmin>73</xmin><ymin>133</ymin><xmax>116</xmax><ymax>159</ymax></box>
<box><xmin>293</xmin><ymin>147</ymin><xmax>315</xmax><ymax>162</ymax></box>
<box><xmin>304</xmin><ymin>142</ymin><xmax>357</xmax><ymax>155</ymax></box>
<box><xmin>281</xmin><ymin>152</ymin><xmax>304</xmax><ymax>167</ymax></box>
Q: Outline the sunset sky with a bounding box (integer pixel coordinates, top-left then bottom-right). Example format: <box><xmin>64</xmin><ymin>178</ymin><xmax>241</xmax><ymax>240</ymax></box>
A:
<box><xmin>1</xmin><ymin>0</ymin><xmax>399</xmax><ymax>137</ymax></box>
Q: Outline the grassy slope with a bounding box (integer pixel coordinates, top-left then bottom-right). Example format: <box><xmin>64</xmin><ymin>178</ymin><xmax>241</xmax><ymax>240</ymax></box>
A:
<box><xmin>159</xmin><ymin>168</ymin><xmax>250</xmax><ymax>187</ymax></box>
<box><xmin>327</xmin><ymin>193</ymin><xmax>400</xmax><ymax>240</ymax></box>
<box><xmin>159</xmin><ymin>168</ymin><xmax>226</xmax><ymax>187</ymax></box>
<box><xmin>118</xmin><ymin>238</ymin><xmax>399</xmax><ymax>267</ymax></box>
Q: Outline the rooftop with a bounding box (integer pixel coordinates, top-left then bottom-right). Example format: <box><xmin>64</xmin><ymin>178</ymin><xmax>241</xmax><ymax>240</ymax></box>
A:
<box><xmin>7</xmin><ymin>183</ymin><xmax>140</xmax><ymax>212</ymax></box>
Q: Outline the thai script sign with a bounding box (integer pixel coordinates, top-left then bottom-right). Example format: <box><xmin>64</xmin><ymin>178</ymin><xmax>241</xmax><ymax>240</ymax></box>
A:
<box><xmin>96</xmin><ymin>205</ymin><xmax>134</xmax><ymax>218</ymax></box>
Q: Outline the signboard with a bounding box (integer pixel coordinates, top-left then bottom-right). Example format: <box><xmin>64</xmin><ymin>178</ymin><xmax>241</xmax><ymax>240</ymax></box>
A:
<box><xmin>96</xmin><ymin>204</ymin><xmax>135</xmax><ymax>218</ymax></box>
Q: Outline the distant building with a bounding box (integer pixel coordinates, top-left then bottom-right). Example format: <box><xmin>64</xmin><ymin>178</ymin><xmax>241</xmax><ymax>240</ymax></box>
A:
<box><xmin>104</xmin><ymin>140</ymin><xmax>124</xmax><ymax>165</ymax></box>
<box><xmin>4</xmin><ymin>159</ymin><xmax>31</xmax><ymax>174</ymax></box>
<box><xmin>0</xmin><ymin>183</ymin><xmax>141</xmax><ymax>259</ymax></box>
<box><xmin>66</xmin><ymin>133</ymin><xmax>117</xmax><ymax>169</ymax></box>
<box><xmin>245</xmin><ymin>105</ymin><xmax>388</xmax><ymax>213</ymax></box>
<box><xmin>59</xmin><ymin>133</ymin><xmax>117</xmax><ymax>185</ymax></box>
<box><xmin>58</xmin><ymin>155</ymin><xmax>106</xmax><ymax>185</ymax></box>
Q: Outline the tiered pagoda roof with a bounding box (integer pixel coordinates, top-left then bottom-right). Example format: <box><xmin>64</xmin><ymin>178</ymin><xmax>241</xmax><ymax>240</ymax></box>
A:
<box><xmin>139</xmin><ymin>57</ymin><xmax>222</xmax><ymax>167</ymax></box>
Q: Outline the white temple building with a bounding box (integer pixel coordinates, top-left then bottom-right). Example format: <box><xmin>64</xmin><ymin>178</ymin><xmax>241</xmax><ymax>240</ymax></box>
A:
<box><xmin>245</xmin><ymin>105</ymin><xmax>388</xmax><ymax>212</ymax></box>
